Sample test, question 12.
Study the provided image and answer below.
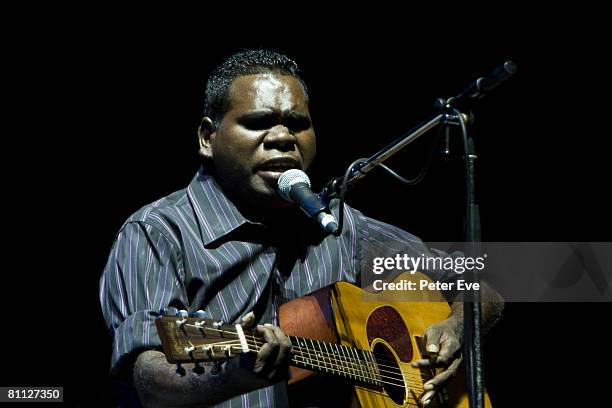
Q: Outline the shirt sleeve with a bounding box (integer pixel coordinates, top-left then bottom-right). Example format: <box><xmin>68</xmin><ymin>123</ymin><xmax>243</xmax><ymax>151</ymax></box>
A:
<box><xmin>99</xmin><ymin>221</ymin><xmax>187</xmax><ymax>375</ymax></box>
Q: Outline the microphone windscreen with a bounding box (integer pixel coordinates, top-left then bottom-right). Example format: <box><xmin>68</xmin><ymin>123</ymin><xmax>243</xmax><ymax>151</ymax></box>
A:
<box><xmin>277</xmin><ymin>169</ymin><xmax>311</xmax><ymax>202</ymax></box>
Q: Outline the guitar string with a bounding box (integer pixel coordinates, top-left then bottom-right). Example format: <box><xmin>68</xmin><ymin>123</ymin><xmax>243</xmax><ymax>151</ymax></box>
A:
<box><xmin>285</xmin><ymin>337</ymin><xmax>432</xmax><ymax>381</ymax></box>
<box><xmin>182</xmin><ymin>323</ymin><xmax>431</xmax><ymax>377</ymax></box>
<box><xmin>180</xmin><ymin>324</ymin><xmax>430</xmax><ymax>378</ymax></box>
<box><xmin>186</xmin><ymin>338</ymin><xmax>426</xmax><ymax>390</ymax></box>
<box><xmin>189</xmin><ymin>342</ymin><xmax>418</xmax><ymax>390</ymax></box>
<box><xmin>243</xmin><ymin>336</ymin><xmax>428</xmax><ymax>387</ymax></box>
<box><xmin>180</xmin><ymin>324</ymin><xmax>432</xmax><ymax>382</ymax></box>
<box><xmin>252</xmin><ymin>337</ymin><xmax>426</xmax><ymax>384</ymax></box>
<box><xmin>242</xmin><ymin>329</ymin><xmax>430</xmax><ymax>382</ymax></box>
<box><xmin>185</xmin><ymin>340</ymin><xmax>415</xmax><ymax>390</ymax></box>
<box><xmin>238</xmin><ymin>332</ymin><xmax>423</xmax><ymax>382</ymax></box>
<box><xmin>189</xmin><ymin>344</ymin><xmax>422</xmax><ymax>392</ymax></box>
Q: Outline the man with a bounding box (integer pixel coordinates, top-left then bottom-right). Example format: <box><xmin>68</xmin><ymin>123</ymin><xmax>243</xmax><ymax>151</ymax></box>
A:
<box><xmin>100</xmin><ymin>49</ymin><xmax>502</xmax><ymax>407</ymax></box>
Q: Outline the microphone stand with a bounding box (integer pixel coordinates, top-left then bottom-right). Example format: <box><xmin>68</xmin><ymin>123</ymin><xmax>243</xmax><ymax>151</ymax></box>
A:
<box><xmin>320</xmin><ymin>61</ymin><xmax>516</xmax><ymax>408</ymax></box>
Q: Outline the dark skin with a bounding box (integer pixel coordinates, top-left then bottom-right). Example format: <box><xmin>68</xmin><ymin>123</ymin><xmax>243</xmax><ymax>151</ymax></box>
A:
<box><xmin>198</xmin><ymin>73</ymin><xmax>316</xmax><ymax>218</ymax></box>
<box><xmin>134</xmin><ymin>73</ymin><xmax>501</xmax><ymax>407</ymax></box>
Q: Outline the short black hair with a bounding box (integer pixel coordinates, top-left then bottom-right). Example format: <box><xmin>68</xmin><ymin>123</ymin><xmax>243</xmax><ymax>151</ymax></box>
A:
<box><xmin>203</xmin><ymin>49</ymin><xmax>308</xmax><ymax>127</ymax></box>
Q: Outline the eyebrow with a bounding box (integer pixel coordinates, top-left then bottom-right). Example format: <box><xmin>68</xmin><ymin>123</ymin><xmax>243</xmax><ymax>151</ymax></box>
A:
<box><xmin>238</xmin><ymin>110</ymin><xmax>277</xmax><ymax>121</ymax></box>
<box><xmin>238</xmin><ymin>110</ymin><xmax>310</xmax><ymax>121</ymax></box>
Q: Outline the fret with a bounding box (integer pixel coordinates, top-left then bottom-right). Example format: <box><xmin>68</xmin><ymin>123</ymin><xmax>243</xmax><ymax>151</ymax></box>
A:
<box><xmin>322</xmin><ymin>341</ymin><xmax>333</xmax><ymax>375</ymax></box>
<box><xmin>307</xmin><ymin>338</ymin><xmax>315</xmax><ymax>370</ymax></box>
<box><xmin>333</xmin><ymin>343</ymin><xmax>346</xmax><ymax>379</ymax></box>
<box><xmin>364</xmin><ymin>349</ymin><xmax>376</xmax><ymax>384</ymax></box>
<box><xmin>347</xmin><ymin>346</ymin><xmax>357</xmax><ymax>380</ymax></box>
<box><xmin>350</xmin><ymin>346</ymin><xmax>361</xmax><ymax>381</ymax></box>
<box><xmin>308</xmin><ymin>338</ymin><xmax>322</xmax><ymax>373</ymax></box>
<box><xmin>298</xmin><ymin>338</ymin><xmax>313</xmax><ymax>369</ymax></box>
<box><xmin>349</xmin><ymin>346</ymin><xmax>359</xmax><ymax>380</ymax></box>
<box><xmin>366</xmin><ymin>350</ymin><xmax>381</xmax><ymax>385</ymax></box>
<box><xmin>335</xmin><ymin>343</ymin><xmax>349</xmax><ymax>380</ymax></box>
<box><xmin>336</xmin><ymin>344</ymin><xmax>347</xmax><ymax>379</ymax></box>
<box><xmin>350</xmin><ymin>346</ymin><xmax>366</xmax><ymax>383</ymax></box>
<box><xmin>315</xmin><ymin>339</ymin><xmax>328</xmax><ymax>374</ymax></box>
<box><xmin>340</xmin><ymin>345</ymin><xmax>355</xmax><ymax>380</ymax></box>
<box><xmin>356</xmin><ymin>348</ymin><xmax>370</xmax><ymax>384</ymax></box>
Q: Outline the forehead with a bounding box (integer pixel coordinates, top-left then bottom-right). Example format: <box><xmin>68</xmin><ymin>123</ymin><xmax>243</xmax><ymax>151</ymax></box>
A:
<box><xmin>227</xmin><ymin>73</ymin><xmax>308</xmax><ymax>113</ymax></box>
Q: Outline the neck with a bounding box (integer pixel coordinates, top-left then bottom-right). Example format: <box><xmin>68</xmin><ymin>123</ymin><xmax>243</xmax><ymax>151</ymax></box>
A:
<box><xmin>245</xmin><ymin>329</ymin><xmax>382</xmax><ymax>387</ymax></box>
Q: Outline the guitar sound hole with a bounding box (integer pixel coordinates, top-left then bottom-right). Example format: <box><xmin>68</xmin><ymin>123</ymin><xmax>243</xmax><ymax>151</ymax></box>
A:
<box><xmin>372</xmin><ymin>342</ymin><xmax>406</xmax><ymax>405</ymax></box>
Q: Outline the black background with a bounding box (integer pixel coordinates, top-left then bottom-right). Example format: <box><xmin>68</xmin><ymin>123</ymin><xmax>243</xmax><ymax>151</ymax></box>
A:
<box><xmin>5</xmin><ymin>8</ymin><xmax>611</xmax><ymax>407</ymax></box>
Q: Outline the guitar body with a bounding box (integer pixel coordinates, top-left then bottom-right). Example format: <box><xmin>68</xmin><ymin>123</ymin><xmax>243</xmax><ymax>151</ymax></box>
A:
<box><xmin>279</xmin><ymin>272</ymin><xmax>492</xmax><ymax>408</ymax></box>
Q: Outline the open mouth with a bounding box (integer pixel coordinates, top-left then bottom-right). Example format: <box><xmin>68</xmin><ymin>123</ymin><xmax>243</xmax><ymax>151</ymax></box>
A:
<box><xmin>259</xmin><ymin>164</ymin><xmax>297</xmax><ymax>173</ymax></box>
<box><xmin>257</xmin><ymin>158</ymin><xmax>301</xmax><ymax>175</ymax></box>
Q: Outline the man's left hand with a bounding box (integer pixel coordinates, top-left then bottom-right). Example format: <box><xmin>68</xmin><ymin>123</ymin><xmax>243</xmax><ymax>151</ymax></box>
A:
<box><xmin>411</xmin><ymin>317</ymin><xmax>463</xmax><ymax>406</ymax></box>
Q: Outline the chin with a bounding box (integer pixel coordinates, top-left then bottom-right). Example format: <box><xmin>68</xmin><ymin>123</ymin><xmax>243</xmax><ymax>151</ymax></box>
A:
<box><xmin>253</xmin><ymin>192</ymin><xmax>291</xmax><ymax>210</ymax></box>
<box><xmin>243</xmin><ymin>183</ymin><xmax>289</xmax><ymax>210</ymax></box>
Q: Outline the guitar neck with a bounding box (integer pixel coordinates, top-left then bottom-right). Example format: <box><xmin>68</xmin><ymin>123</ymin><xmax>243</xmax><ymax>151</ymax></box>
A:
<box><xmin>155</xmin><ymin>315</ymin><xmax>382</xmax><ymax>387</ymax></box>
<box><xmin>246</xmin><ymin>330</ymin><xmax>382</xmax><ymax>387</ymax></box>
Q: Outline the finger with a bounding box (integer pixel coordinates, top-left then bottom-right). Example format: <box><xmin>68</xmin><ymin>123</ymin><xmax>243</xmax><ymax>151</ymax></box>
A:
<box><xmin>411</xmin><ymin>358</ymin><xmax>436</xmax><ymax>368</ymax></box>
<box><xmin>411</xmin><ymin>352</ymin><xmax>457</xmax><ymax>368</ymax></box>
<box><xmin>421</xmin><ymin>390</ymin><xmax>436</xmax><ymax>406</ymax></box>
<box><xmin>424</xmin><ymin>325</ymin><xmax>443</xmax><ymax>355</ymax></box>
<box><xmin>254</xmin><ymin>325</ymin><xmax>279</xmax><ymax>374</ymax></box>
<box><xmin>240</xmin><ymin>311</ymin><xmax>256</xmax><ymax>328</ymax></box>
<box><xmin>265</xmin><ymin>324</ymin><xmax>292</xmax><ymax>367</ymax></box>
<box><xmin>436</xmin><ymin>332</ymin><xmax>462</xmax><ymax>364</ymax></box>
<box><xmin>424</xmin><ymin>355</ymin><xmax>463</xmax><ymax>390</ymax></box>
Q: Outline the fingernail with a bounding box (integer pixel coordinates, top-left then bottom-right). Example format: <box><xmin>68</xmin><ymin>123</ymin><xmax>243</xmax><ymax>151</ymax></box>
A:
<box><xmin>423</xmin><ymin>399</ymin><xmax>431</xmax><ymax>406</ymax></box>
<box><xmin>427</xmin><ymin>344</ymin><xmax>439</xmax><ymax>353</ymax></box>
<box><xmin>425</xmin><ymin>383</ymin><xmax>434</xmax><ymax>391</ymax></box>
<box><xmin>241</xmin><ymin>312</ymin><xmax>254</xmax><ymax>322</ymax></box>
<box><xmin>264</xmin><ymin>323</ymin><xmax>273</xmax><ymax>327</ymax></box>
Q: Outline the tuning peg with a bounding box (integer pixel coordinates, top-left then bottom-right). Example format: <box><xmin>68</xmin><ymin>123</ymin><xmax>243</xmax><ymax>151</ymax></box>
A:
<box><xmin>203</xmin><ymin>345</ymin><xmax>214</xmax><ymax>357</ymax></box>
<box><xmin>175</xmin><ymin>310</ymin><xmax>188</xmax><ymax>328</ymax></box>
<box><xmin>193</xmin><ymin>362</ymin><xmax>205</xmax><ymax>375</ymax></box>
<box><xmin>212</xmin><ymin>320</ymin><xmax>224</xmax><ymax>329</ymax></box>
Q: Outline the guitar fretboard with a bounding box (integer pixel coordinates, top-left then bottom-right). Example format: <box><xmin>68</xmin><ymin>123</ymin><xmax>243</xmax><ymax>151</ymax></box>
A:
<box><xmin>288</xmin><ymin>336</ymin><xmax>382</xmax><ymax>387</ymax></box>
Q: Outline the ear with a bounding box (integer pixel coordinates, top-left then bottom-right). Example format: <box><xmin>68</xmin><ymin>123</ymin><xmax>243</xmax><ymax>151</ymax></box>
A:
<box><xmin>197</xmin><ymin>117</ymin><xmax>216</xmax><ymax>160</ymax></box>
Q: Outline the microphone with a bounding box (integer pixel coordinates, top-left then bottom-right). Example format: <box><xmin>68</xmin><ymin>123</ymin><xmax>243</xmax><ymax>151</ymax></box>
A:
<box><xmin>277</xmin><ymin>169</ymin><xmax>339</xmax><ymax>235</ymax></box>
<box><xmin>441</xmin><ymin>61</ymin><xmax>517</xmax><ymax>109</ymax></box>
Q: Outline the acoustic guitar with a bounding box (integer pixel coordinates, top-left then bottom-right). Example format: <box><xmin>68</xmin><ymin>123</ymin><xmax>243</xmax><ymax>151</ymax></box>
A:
<box><xmin>155</xmin><ymin>272</ymin><xmax>492</xmax><ymax>407</ymax></box>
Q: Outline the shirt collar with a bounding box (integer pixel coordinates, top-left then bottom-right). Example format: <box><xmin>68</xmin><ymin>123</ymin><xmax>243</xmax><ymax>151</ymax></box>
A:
<box><xmin>187</xmin><ymin>166</ymin><xmax>251</xmax><ymax>248</ymax></box>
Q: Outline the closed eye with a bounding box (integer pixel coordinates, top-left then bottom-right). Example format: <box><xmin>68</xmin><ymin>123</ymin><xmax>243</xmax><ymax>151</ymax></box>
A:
<box><xmin>283</xmin><ymin>113</ymin><xmax>312</xmax><ymax>132</ymax></box>
<box><xmin>238</xmin><ymin>111</ymin><xmax>312</xmax><ymax>132</ymax></box>
<box><xmin>238</xmin><ymin>111</ymin><xmax>278</xmax><ymax>131</ymax></box>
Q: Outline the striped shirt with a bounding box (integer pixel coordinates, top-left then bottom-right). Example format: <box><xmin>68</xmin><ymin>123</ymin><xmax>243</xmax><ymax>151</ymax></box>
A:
<box><xmin>99</xmin><ymin>166</ymin><xmax>448</xmax><ymax>407</ymax></box>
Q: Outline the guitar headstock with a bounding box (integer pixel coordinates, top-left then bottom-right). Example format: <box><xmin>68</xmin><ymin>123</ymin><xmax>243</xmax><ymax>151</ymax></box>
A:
<box><xmin>155</xmin><ymin>315</ymin><xmax>252</xmax><ymax>364</ymax></box>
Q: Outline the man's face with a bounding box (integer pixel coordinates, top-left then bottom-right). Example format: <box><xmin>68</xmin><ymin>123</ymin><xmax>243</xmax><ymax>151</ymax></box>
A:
<box><xmin>206</xmin><ymin>73</ymin><xmax>316</xmax><ymax>211</ymax></box>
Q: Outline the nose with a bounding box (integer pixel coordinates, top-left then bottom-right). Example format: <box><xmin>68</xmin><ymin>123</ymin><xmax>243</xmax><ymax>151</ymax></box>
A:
<box><xmin>263</xmin><ymin>125</ymin><xmax>297</xmax><ymax>152</ymax></box>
